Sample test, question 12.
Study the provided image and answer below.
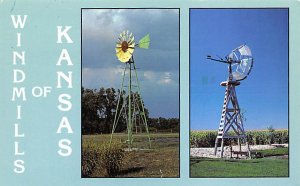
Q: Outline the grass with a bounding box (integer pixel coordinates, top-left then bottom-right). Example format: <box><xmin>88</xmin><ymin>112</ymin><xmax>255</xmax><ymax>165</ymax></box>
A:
<box><xmin>190</xmin><ymin>148</ymin><xmax>289</xmax><ymax>177</ymax></box>
<box><xmin>256</xmin><ymin>147</ymin><xmax>288</xmax><ymax>157</ymax></box>
<box><xmin>82</xmin><ymin>132</ymin><xmax>179</xmax><ymax>178</ymax></box>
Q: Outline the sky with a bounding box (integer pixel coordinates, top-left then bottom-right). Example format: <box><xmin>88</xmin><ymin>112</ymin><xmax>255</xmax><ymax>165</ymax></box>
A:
<box><xmin>82</xmin><ymin>9</ymin><xmax>179</xmax><ymax>118</ymax></box>
<box><xmin>190</xmin><ymin>9</ymin><xmax>288</xmax><ymax>130</ymax></box>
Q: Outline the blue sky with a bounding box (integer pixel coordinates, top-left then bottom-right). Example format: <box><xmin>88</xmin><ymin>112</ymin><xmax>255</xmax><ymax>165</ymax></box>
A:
<box><xmin>190</xmin><ymin>9</ymin><xmax>288</xmax><ymax>130</ymax></box>
<box><xmin>82</xmin><ymin>9</ymin><xmax>179</xmax><ymax>118</ymax></box>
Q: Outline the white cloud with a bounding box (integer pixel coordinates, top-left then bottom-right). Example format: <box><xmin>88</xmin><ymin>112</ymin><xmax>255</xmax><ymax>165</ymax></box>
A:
<box><xmin>83</xmin><ymin>68</ymin><xmax>177</xmax><ymax>89</ymax></box>
<box><xmin>143</xmin><ymin>71</ymin><xmax>177</xmax><ymax>85</ymax></box>
<box><xmin>158</xmin><ymin>72</ymin><xmax>175</xmax><ymax>85</ymax></box>
<box><xmin>143</xmin><ymin>71</ymin><xmax>156</xmax><ymax>81</ymax></box>
<box><xmin>82</xmin><ymin>67</ymin><xmax>124</xmax><ymax>88</ymax></box>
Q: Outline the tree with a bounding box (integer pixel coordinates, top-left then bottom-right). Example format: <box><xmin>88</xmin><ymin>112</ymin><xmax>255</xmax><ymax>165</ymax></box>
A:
<box><xmin>82</xmin><ymin>87</ymin><xmax>179</xmax><ymax>135</ymax></box>
<box><xmin>82</xmin><ymin>87</ymin><xmax>148</xmax><ymax>134</ymax></box>
<box><xmin>82</xmin><ymin>87</ymin><xmax>101</xmax><ymax>134</ymax></box>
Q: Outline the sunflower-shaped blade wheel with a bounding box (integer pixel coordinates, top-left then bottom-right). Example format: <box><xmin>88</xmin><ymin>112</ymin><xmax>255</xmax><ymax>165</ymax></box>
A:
<box><xmin>115</xmin><ymin>30</ymin><xmax>135</xmax><ymax>63</ymax></box>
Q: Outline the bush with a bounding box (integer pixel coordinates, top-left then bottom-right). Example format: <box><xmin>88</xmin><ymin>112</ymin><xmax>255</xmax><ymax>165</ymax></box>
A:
<box><xmin>82</xmin><ymin>141</ymin><xmax>127</xmax><ymax>177</ymax></box>
<box><xmin>100</xmin><ymin>143</ymin><xmax>127</xmax><ymax>177</ymax></box>
<box><xmin>82</xmin><ymin>142</ymin><xmax>100</xmax><ymax>177</ymax></box>
<box><xmin>190</xmin><ymin>129</ymin><xmax>288</xmax><ymax>148</ymax></box>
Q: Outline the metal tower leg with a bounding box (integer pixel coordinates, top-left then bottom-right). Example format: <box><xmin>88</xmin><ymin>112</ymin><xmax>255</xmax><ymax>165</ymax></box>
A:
<box><xmin>133</xmin><ymin>62</ymin><xmax>151</xmax><ymax>149</ymax></box>
<box><xmin>128</xmin><ymin>62</ymin><xmax>133</xmax><ymax>147</ymax></box>
<box><xmin>110</xmin><ymin>63</ymin><xmax>128</xmax><ymax>144</ymax></box>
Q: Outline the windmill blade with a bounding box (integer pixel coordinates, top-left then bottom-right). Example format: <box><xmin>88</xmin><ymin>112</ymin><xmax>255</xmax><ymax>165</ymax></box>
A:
<box><xmin>115</xmin><ymin>48</ymin><xmax>122</xmax><ymax>53</ymax></box>
<box><xmin>138</xmin><ymin>34</ymin><xmax>150</xmax><ymax>49</ymax></box>
<box><xmin>116</xmin><ymin>50</ymin><xmax>123</xmax><ymax>60</ymax></box>
<box><xmin>128</xmin><ymin>48</ymin><xmax>134</xmax><ymax>54</ymax></box>
<box><xmin>129</xmin><ymin>43</ymin><xmax>135</xmax><ymax>48</ymax></box>
<box><xmin>128</xmin><ymin>36</ymin><xmax>135</xmax><ymax>45</ymax></box>
<box><xmin>238</xmin><ymin>44</ymin><xmax>252</xmax><ymax>56</ymax></box>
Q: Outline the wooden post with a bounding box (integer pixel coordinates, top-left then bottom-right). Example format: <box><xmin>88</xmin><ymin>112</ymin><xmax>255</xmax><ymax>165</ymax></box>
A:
<box><xmin>214</xmin><ymin>138</ymin><xmax>218</xmax><ymax>155</ymax></box>
<box><xmin>230</xmin><ymin>144</ymin><xmax>233</xmax><ymax>159</ymax></box>
<box><xmin>221</xmin><ymin>139</ymin><xmax>224</xmax><ymax>158</ymax></box>
<box><xmin>238</xmin><ymin>138</ymin><xmax>241</xmax><ymax>152</ymax></box>
<box><xmin>246</xmin><ymin>142</ymin><xmax>251</xmax><ymax>159</ymax></box>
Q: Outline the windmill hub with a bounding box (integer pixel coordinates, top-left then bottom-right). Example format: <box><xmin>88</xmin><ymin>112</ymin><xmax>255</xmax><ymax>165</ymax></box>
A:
<box><xmin>121</xmin><ymin>41</ymin><xmax>129</xmax><ymax>52</ymax></box>
<box><xmin>220</xmin><ymin>80</ymin><xmax>240</xmax><ymax>87</ymax></box>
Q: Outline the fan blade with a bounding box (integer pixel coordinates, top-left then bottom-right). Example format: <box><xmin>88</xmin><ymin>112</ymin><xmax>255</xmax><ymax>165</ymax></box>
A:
<box><xmin>128</xmin><ymin>48</ymin><xmax>134</xmax><ymax>54</ymax></box>
<box><xmin>138</xmin><ymin>34</ymin><xmax>150</xmax><ymax>49</ymax></box>
<box><xmin>119</xmin><ymin>52</ymin><xmax>127</xmax><ymax>62</ymax></box>
<box><xmin>128</xmin><ymin>36</ymin><xmax>135</xmax><ymax>45</ymax></box>
<box><xmin>115</xmin><ymin>48</ymin><xmax>122</xmax><ymax>53</ymax></box>
<box><xmin>116</xmin><ymin>50</ymin><xmax>122</xmax><ymax>59</ymax></box>
<box><xmin>238</xmin><ymin>45</ymin><xmax>252</xmax><ymax>56</ymax></box>
<box><xmin>129</xmin><ymin>42</ymin><xmax>135</xmax><ymax>48</ymax></box>
<box><xmin>123</xmin><ymin>51</ymin><xmax>131</xmax><ymax>58</ymax></box>
<box><xmin>116</xmin><ymin>50</ymin><xmax>132</xmax><ymax>63</ymax></box>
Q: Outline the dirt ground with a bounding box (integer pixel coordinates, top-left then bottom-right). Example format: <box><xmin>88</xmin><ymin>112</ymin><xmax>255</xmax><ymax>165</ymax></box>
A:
<box><xmin>190</xmin><ymin>144</ymin><xmax>288</xmax><ymax>159</ymax></box>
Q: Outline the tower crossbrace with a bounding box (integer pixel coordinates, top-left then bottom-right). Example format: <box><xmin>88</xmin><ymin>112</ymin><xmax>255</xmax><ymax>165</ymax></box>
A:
<box><xmin>214</xmin><ymin>80</ymin><xmax>251</xmax><ymax>158</ymax></box>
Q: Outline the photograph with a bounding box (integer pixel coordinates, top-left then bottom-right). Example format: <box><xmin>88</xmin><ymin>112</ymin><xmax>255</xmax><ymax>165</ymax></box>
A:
<box><xmin>81</xmin><ymin>8</ymin><xmax>180</xmax><ymax>178</ymax></box>
<box><xmin>189</xmin><ymin>8</ymin><xmax>289</xmax><ymax>177</ymax></box>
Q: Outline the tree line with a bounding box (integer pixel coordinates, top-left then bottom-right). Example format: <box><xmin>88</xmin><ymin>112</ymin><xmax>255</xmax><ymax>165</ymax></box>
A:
<box><xmin>82</xmin><ymin>87</ymin><xmax>179</xmax><ymax>135</ymax></box>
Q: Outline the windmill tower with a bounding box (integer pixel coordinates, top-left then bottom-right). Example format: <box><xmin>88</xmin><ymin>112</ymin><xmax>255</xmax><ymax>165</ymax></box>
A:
<box><xmin>207</xmin><ymin>44</ymin><xmax>254</xmax><ymax>158</ymax></box>
<box><xmin>110</xmin><ymin>30</ymin><xmax>151</xmax><ymax>149</ymax></box>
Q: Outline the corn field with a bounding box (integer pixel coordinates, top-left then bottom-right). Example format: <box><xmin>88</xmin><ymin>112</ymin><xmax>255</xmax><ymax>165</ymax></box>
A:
<box><xmin>190</xmin><ymin>129</ymin><xmax>288</xmax><ymax>148</ymax></box>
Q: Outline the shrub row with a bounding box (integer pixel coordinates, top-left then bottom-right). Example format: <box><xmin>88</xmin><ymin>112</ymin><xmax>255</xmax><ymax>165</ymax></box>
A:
<box><xmin>82</xmin><ymin>141</ymin><xmax>127</xmax><ymax>177</ymax></box>
<box><xmin>190</xmin><ymin>129</ymin><xmax>288</xmax><ymax>148</ymax></box>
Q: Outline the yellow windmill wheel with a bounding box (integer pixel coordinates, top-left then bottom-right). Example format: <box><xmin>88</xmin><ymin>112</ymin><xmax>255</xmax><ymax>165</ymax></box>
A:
<box><xmin>115</xmin><ymin>30</ymin><xmax>150</xmax><ymax>63</ymax></box>
<box><xmin>115</xmin><ymin>30</ymin><xmax>135</xmax><ymax>63</ymax></box>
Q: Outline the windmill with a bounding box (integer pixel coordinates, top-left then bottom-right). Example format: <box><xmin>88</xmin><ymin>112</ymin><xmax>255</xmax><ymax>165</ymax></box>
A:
<box><xmin>207</xmin><ymin>44</ymin><xmax>254</xmax><ymax>158</ymax></box>
<box><xmin>110</xmin><ymin>30</ymin><xmax>151</xmax><ymax>149</ymax></box>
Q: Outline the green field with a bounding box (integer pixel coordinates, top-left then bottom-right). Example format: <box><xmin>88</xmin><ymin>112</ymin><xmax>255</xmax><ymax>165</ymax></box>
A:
<box><xmin>190</xmin><ymin>148</ymin><xmax>289</xmax><ymax>177</ymax></box>
<box><xmin>82</xmin><ymin>133</ymin><xmax>179</xmax><ymax>178</ymax></box>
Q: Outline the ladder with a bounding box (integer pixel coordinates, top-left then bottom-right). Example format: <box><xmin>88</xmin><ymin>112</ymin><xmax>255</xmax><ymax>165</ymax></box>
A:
<box><xmin>214</xmin><ymin>81</ymin><xmax>250</xmax><ymax>158</ymax></box>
